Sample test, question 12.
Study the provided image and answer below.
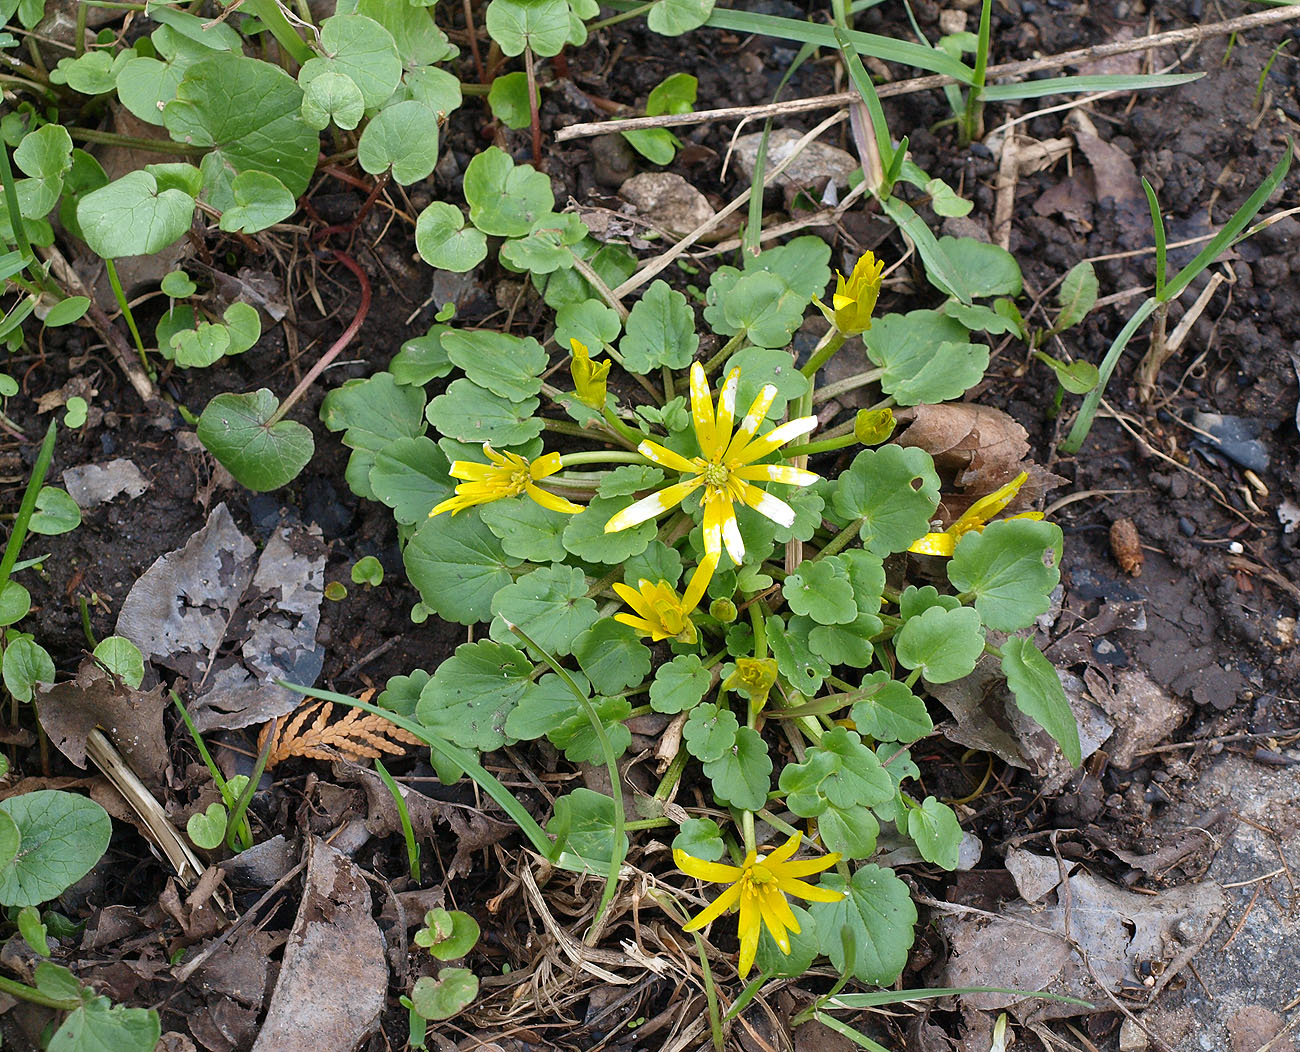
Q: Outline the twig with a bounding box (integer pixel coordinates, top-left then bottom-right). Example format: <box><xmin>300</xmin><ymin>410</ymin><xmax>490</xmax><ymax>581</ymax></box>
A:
<box><xmin>557</xmin><ymin>5</ymin><xmax>1300</xmax><ymax>142</ymax></box>
<box><xmin>612</xmin><ymin>109</ymin><xmax>849</xmax><ymax>299</ymax></box>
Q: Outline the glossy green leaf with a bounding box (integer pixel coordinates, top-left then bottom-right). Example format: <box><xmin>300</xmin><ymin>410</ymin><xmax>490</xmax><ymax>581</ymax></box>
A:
<box><xmin>425</xmin><ymin>379</ymin><xmax>542</xmax><ymax>446</ymax></box>
<box><xmin>650</xmin><ymin>653</ymin><xmax>711</xmax><ymax>714</ymax></box>
<box><xmin>702</xmin><ymin>724</ymin><xmax>770</xmax><ymax>811</ymax></box>
<box><xmin>416</xmin><ymin>639</ymin><xmax>531</xmax><ymax>750</ymax></box>
<box><xmin>948</xmin><ymin>518</ymin><xmax>1063</xmax><ymax>631</ymax></box>
<box><xmin>485</xmin><ymin>0</ymin><xmax>571</xmax><ymax>57</ymax></box>
<box><xmin>488</xmin><ymin>71</ymin><xmax>538</xmax><ymax>129</ymax></box>
<box><xmin>926</xmin><ymin>236</ymin><xmax>1022</xmax><ymax>298</ymax></box>
<box><xmin>620</xmin><ymin>279</ymin><xmax>697</xmax><ymax>372</ymax></box>
<box><xmin>300</xmin><ymin>69</ymin><xmax>366</xmax><ymax>130</ymax></box>
<box><xmin>196</xmin><ymin>390</ymin><xmax>313</xmax><ymax>491</ymax></box>
<box><xmin>301</xmin><ymin>14</ymin><xmax>401</xmax><ymax>109</ymax></box>
<box><xmin>44</xmin><ymin>296</ymin><xmax>91</xmax><ymax>327</ymax></box>
<box><xmin>562</xmin><ymin>494</ymin><xmax>656</xmax><ymax>563</ymax></box>
<box><xmin>848</xmin><ymin>672</ymin><xmax>932</xmax><ymax>744</ymax></box>
<box><xmin>489</xmin><ymin>564</ymin><xmax>598</xmax><ymax>657</ymax></box>
<box><xmin>404</xmin><ymin>513</ymin><xmax>519</xmax><ymax>625</ymax></box>
<box><xmin>832</xmin><ymin>445</ymin><xmax>940</xmax><ymax>557</ymax></box>
<box><xmin>572</xmin><ymin>619</ymin><xmax>651</xmax><ymax>695</ymax></box>
<box><xmin>463</xmin><ymin>146</ymin><xmax>554</xmax><ymax>237</ymax></box>
<box><xmin>683</xmin><ymin>703</ymin><xmax>738</xmax><ymax>763</ymax></box>
<box><xmin>47</xmin><ymin>995</ymin><xmax>161</xmax><ymax>1052</ymax></box>
<box><xmin>907</xmin><ymin>796</ymin><xmax>963</xmax><ymax>870</ymax></box>
<box><xmin>778</xmin><ymin>727</ymin><xmax>893</xmax><ymax>859</ymax></box>
<box><xmin>358</xmin><ymin>99</ymin><xmax>439</xmax><ymax>184</ymax></box>
<box><xmin>186</xmin><ymin>802</ymin><xmax>228</xmax><ymax>849</ymax></box>
<box><xmin>546</xmin><ymin>787</ymin><xmax>626</xmax><ymax>871</ymax></box>
<box><xmin>163</xmin><ymin>53</ymin><xmax>317</xmax><ymax>200</ymax></box>
<box><xmin>415</xmin><ymin>202</ymin><xmax>488</xmax><ymax>272</ymax></box>
<box><xmin>647</xmin><ymin>0</ymin><xmax>714</xmax><ymax>34</ymax></box>
<box><xmin>767</xmin><ymin>613</ymin><xmax>831</xmax><ymax>694</ymax></box>
<box><xmin>863</xmin><ymin>309</ymin><xmax>988</xmax><ymax>406</ymax></box>
<box><xmin>1000</xmin><ymin>635</ymin><xmax>1081</xmax><ymax>767</ymax></box>
<box><xmin>92</xmin><ymin>636</ymin><xmax>145</xmax><ymax>689</ymax></box>
<box><xmin>218</xmin><ymin>170</ymin><xmax>295</xmax><ymax>232</ymax></box>
<box><xmin>414</xmin><ymin>908</ymin><xmax>481</xmax><ymax>960</ymax></box>
<box><xmin>1056</xmin><ymin>260</ymin><xmax>1098</xmax><ymax>331</ymax></box>
<box><xmin>810</xmin><ymin>864</ymin><xmax>916</xmax><ymax>984</ymax></box>
<box><xmin>894</xmin><ymin>605</ymin><xmax>984</xmax><ymax>684</ymax></box>
<box><xmin>671</xmin><ymin>817</ymin><xmax>723</xmax><ymax>861</ymax></box>
<box><xmin>76</xmin><ymin>168</ymin><xmax>197</xmax><ymax>258</ymax></box>
<box><xmin>443</xmin><ymin>329</ymin><xmax>547</xmax><ymax>402</ymax></box>
<box><xmin>409</xmin><ymin>968</ymin><xmax>478</xmax><ymax>1022</ymax></box>
<box><xmin>0</xmin><ymin>791</ymin><xmax>112</xmax><ymax>907</ymax></box>
<box><xmin>49</xmin><ymin>49</ymin><xmax>132</xmax><ymax>94</ymax></box>
<box><xmin>27</xmin><ymin>486</ymin><xmax>80</xmax><ymax>536</ymax></box>
<box><xmin>0</xmin><ymin>580</ymin><xmax>31</xmax><ymax>627</ymax></box>
<box><xmin>2</xmin><ymin>637</ymin><xmax>54</xmax><ymax>702</ymax></box>
<box><xmin>783</xmin><ymin>556</ymin><xmax>856</xmax><ymax>626</ymax></box>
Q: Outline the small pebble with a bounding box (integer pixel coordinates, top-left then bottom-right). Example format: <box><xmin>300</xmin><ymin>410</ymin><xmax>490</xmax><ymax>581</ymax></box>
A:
<box><xmin>1178</xmin><ymin>516</ymin><xmax>1196</xmax><ymax>537</ymax></box>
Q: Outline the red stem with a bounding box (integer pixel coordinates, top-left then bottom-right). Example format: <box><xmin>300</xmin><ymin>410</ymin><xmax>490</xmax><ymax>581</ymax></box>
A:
<box><xmin>267</xmin><ymin>250</ymin><xmax>371</xmax><ymax>426</ymax></box>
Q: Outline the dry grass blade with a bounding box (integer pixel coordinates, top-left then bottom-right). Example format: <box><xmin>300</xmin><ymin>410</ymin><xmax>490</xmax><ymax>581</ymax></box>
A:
<box><xmin>258</xmin><ymin>698</ymin><xmax>423</xmax><ymax>768</ymax></box>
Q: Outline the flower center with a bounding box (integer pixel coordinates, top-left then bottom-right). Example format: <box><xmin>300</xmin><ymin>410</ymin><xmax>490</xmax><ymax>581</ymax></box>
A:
<box><xmin>502</xmin><ymin>466</ymin><xmax>531</xmax><ymax>497</ymax></box>
<box><xmin>748</xmin><ymin>864</ymin><xmax>777</xmax><ymax>887</ymax></box>
<box><xmin>701</xmin><ymin>462</ymin><xmax>730</xmax><ymax>488</ymax></box>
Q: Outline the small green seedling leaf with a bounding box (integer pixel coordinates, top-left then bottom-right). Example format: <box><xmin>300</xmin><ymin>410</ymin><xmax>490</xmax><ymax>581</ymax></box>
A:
<box><xmin>351</xmin><ymin>555</ymin><xmax>384</xmax><ymax>586</ymax></box>
<box><xmin>187</xmin><ymin>802</ymin><xmax>228</xmax><ymax>850</ymax></box>
<box><xmin>414</xmin><ymin>908</ymin><xmax>481</xmax><ymax>960</ymax></box>
<box><xmin>3</xmin><ymin>637</ymin><xmax>55</xmax><ymax>703</ymax></box>
<box><xmin>906</xmin><ymin>796</ymin><xmax>963</xmax><ymax>870</ymax></box>
<box><xmin>1001</xmin><ymin>635</ymin><xmax>1081</xmax><ymax>767</ymax></box>
<box><xmin>0</xmin><ymin>790</ymin><xmax>113</xmax><ymax>907</ymax></box>
<box><xmin>925</xmin><ymin>177</ymin><xmax>973</xmax><ymax>217</ymax></box>
<box><xmin>1033</xmin><ymin>351</ymin><xmax>1098</xmax><ymax>394</ymax></box>
<box><xmin>415</xmin><ymin>202</ymin><xmax>488</xmax><ymax>272</ymax></box>
<box><xmin>47</xmin><ymin>995</ymin><xmax>161</xmax><ymax>1052</ymax></box>
<box><xmin>1055</xmin><ymin>260</ymin><xmax>1098</xmax><ymax>331</ymax></box>
<box><xmin>196</xmin><ymin>389</ymin><xmax>314</xmax><ymax>492</ymax></box>
<box><xmin>77</xmin><ymin>168</ymin><xmax>198</xmax><ymax>258</ymax></box>
<box><xmin>646</xmin><ymin>0</ymin><xmax>715</xmax><ymax>35</ymax></box>
<box><xmin>620</xmin><ymin>280</ymin><xmax>698</xmax><ymax>371</ymax></box>
<box><xmin>63</xmin><ymin>396</ymin><xmax>89</xmax><ymax>429</ymax></box>
<box><xmin>488</xmin><ymin>71</ymin><xmax>536</xmax><ymax>129</ymax></box>
<box><xmin>0</xmin><ymin>580</ymin><xmax>32</xmax><ymax>626</ymax></box>
<box><xmin>410</xmin><ymin>967</ymin><xmax>479</xmax><ymax>1021</ymax></box>
<box><xmin>218</xmin><ymin>170</ymin><xmax>295</xmax><ymax>233</ymax></box>
<box><xmin>485</xmin><ymin>0</ymin><xmax>570</xmax><ymax>57</ymax></box>
<box><xmin>649</xmin><ymin>653</ymin><xmax>711</xmax><ymax>714</ymax></box>
<box><xmin>29</xmin><ymin>486</ymin><xmax>81</xmax><ymax>535</ymax></box>
<box><xmin>301</xmin><ymin>70</ymin><xmax>366</xmax><ymax>130</ymax></box>
<box><xmin>672</xmin><ymin>817</ymin><xmax>724</xmax><ymax>861</ymax></box>
<box><xmin>43</xmin><ymin>296</ymin><xmax>90</xmax><ymax>327</ymax></box>
<box><xmin>92</xmin><ymin>636</ymin><xmax>145</xmax><ymax>689</ymax></box>
<box><xmin>463</xmin><ymin>146</ymin><xmax>554</xmax><ymax>237</ymax></box>
<box><xmin>864</xmin><ymin>310</ymin><xmax>989</xmax><ymax>406</ymax></box>
<box><xmin>324</xmin><ymin>581</ymin><xmax>348</xmax><ymax>601</ymax></box>
<box><xmin>17</xmin><ymin>904</ymin><xmax>50</xmax><ymax>955</ymax></box>
<box><xmin>301</xmin><ymin>14</ymin><xmax>402</xmax><ymax>110</ymax></box>
<box><xmin>358</xmin><ymin>99</ymin><xmax>440</xmax><ymax>185</ymax></box>
<box><xmin>926</xmin><ymin>236</ymin><xmax>1022</xmax><ymax>298</ymax></box>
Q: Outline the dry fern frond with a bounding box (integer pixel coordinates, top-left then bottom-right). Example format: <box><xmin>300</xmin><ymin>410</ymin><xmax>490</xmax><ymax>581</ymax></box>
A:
<box><xmin>259</xmin><ymin>695</ymin><xmax>423</xmax><ymax>769</ymax></box>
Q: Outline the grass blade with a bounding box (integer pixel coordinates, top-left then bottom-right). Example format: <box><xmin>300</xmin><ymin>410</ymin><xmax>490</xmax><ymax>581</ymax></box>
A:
<box><xmin>881</xmin><ymin>195</ymin><xmax>971</xmax><ymax>303</ymax></box>
<box><xmin>835</xmin><ymin>27</ymin><xmax>894</xmax><ymax>190</ymax></box>
<box><xmin>1143</xmin><ymin>178</ymin><xmax>1167</xmax><ymax>299</ymax></box>
<box><xmin>1163</xmin><ymin>143</ymin><xmax>1292</xmax><ymax>302</ymax></box>
<box><xmin>982</xmin><ymin>71</ymin><xmax>1200</xmax><ymax>101</ymax></box>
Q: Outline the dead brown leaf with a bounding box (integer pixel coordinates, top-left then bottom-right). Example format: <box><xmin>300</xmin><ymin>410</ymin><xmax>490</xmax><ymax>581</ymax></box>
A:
<box><xmin>35</xmin><ymin>657</ymin><xmax>170</xmax><ymax>788</ymax></box>
<box><xmin>257</xmin><ymin>698</ymin><xmax>422</xmax><ymax>768</ymax></box>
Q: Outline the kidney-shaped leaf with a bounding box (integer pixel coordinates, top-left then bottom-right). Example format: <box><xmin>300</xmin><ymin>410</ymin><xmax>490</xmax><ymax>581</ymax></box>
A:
<box><xmin>196</xmin><ymin>389</ymin><xmax>314</xmax><ymax>492</ymax></box>
<box><xmin>0</xmin><ymin>790</ymin><xmax>112</xmax><ymax>907</ymax></box>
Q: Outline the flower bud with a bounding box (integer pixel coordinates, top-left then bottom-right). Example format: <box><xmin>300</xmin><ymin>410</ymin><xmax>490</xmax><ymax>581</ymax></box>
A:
<box><xmin>708</xmin><ymin>597</ymin><xmax>738</xmax><ymax>623</ymax></box>
<box><xmin>569</xmin><ymin>338</ymin><xmax>610</xmax><ymax>410</ymax></box>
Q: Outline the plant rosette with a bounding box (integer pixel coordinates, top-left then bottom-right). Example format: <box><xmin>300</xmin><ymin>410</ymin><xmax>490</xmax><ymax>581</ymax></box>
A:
<box><xmin>324</xmin><ymin>204</ymin><xmax>1080</xmax><ymax>989</ymax></box>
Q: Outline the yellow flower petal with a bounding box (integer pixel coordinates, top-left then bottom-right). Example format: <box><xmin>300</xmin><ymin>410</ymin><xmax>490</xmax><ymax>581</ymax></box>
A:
<box><xmin>525</xmin><ymin>483</ymin><xmax>583</xmax><ymax>514</ymax></box>
<box><xmin>674</xmin><ymin>849</ymin><xmax>743</xmax><ymax>883</ymax></box>
<box><xmin>689</xmin><ymin>362</ymin><xmax>718</xmax><ymax>456</ymax></box>
<box><xmin>681</xmin><ymin>551</ymin><xmax>720</xmax><ymax>613</ymax></box>
<box><xmin>733</xmin><ymin>463</ymin><xmax>819</xmax><ymax>486</ymax></box>
<box><xmin>530</xmin><ymin>452</ymin><xmax>565</xmax><ymax>481</ymax></box>
<box><xmin>713</xmin><ymin>368</ymin><xmax>740</xmax><ymax>451</ymax></box>
<box><xmin>733</xmin><ymin>416</ymin><xmax>817</xmax><ymax>464</ymax></box>
<box><xmin>604</xmin><ymin>478</ymin><xmax>701</xmax><ymax>532</ymax></box>
<box><xmin>737</xmin><ymin>481</ymin><xmax>796</xmax><ymax>528</ymax></box>
<box><xmin>637</xmin><ymin>440</ymin><xmax>700</xmax><ymax>475</ymax></box>
<box><xmin>908</xmin><ymin>531</ymin><xmax>957</xmax><ymax>557</ymax></box>
<box><xmin>774</xmin><ymin>876</ymin><xmax>846</xmax><ymax>904</ymax></box>
<box><xmin>772</xmin><ymin>855</ymin><xmax>843</xmax><ymax>879</ymax></box>
<box><xmin>761</xmin><ymin>832</ymin><xmax>803</xmax><ymax>867</ymax></box>
<box><xmin>724</xmin><ymin>383</ymin><xmax>778</xmax><ymax>460</ymax></box>
<box><xmin>682</xmin><ymin>880</ymin><xmax>743</xmax><ymax>932</ymax></box>
<box><xmin>955</xmin><ymin>471</ymin><xmax>1028</xmax><ymax>530</ymax></box>
<box><xmin>737</xmin><ymin>886</ymin><xmax>762</xmax><ymax>978</ymax></box>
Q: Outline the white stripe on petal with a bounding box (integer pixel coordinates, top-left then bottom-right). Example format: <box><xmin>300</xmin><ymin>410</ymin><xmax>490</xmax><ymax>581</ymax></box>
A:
<box><xmin>741</xmin><ymin>485</ymin><xmax>796</xmax><ymax>527</ymax></box>
<box><xmin>638</xmin><ymin>440</ymin><xmax>699</xmax><ymax>475</ymax></box>
<box><xmin>734</xmin><ymin>463</ymin><xmax>820</xmax><ymax>486</ymax></box>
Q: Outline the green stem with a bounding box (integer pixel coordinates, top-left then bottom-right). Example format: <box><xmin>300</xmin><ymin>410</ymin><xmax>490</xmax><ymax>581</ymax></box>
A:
<box><xmin>558</xmin><ymin>450</ymin><xmax>646</xmax><ymax>468</ymax></box>
<box><xmin>587</xmin><ymin>0</ymin><xmax>655</xmax><ymax>32</ymax></box>
<box><xmin>961</xmin><ymin>0</ymin><xmax>992</xmax><ymax>144</ymax></box>
<box><xmin>79</xmin><ymin>596</ymin><xmax>97</xmax><ymax>649</ymax></box>
<box><xmin>67</xmin><ymin>128</ymin><xmax>200</xmax><ymax>156</ymax></box>
<box><xmin>506</xmin><ymin>623</ymin><xmax>626</xmax><ymax>944</ymax></box>
<box><xmin>813</xmin><ymin>366</ymin><xmax>885</xmax><ymax>405</ymax></box>
<box><xmin>741</xmin><ymin>808</ymin><xmax>756</xmax><ymax>855</ymax></box>
<box><xmin>0</xmin><ymin>974</ymin><xmax>82</xmax><ymax>1012</ymax></box>
<box><xmin>798</xmin><ymin>329</ymin><xmax>846</xmax><ymax>379</ymax></box>
<box><xmin>782</xmin><ymin>432</ymin><xmax>860</xmax><ymax>458</ymax></box>
<box><xmin>0</xmin><ymin>419</ymin><xmax>56</xmax><ymax>593</ymax></box>
<box><xmin>239</xmin><ymin>0</ymin><xmax>313</xmax><ymax>65</ymax></box>
<box><xmin>701</xmin><ymin>332</ymin><xmax>747</xmax><ymax>376</ymax></box>
<box><xmin>749</xmin><ymin>602</ymin><xmax>768</xmax><ymax>661</ymax></box>
<box><xmin>813</xmin><ymin>515</ymin><xmax>865</xmax><ymax>561</ymax></box>
<box><xmin>375</xmin><ymin>759</ymin><xmax>420</xmax><ymax>882</ymax></box>
<box><xmin>75</xmin><ymin>0</ymin><xmax>87</xmax><ymax>57</ymax></box>
<box><xmin>172</xmin><ymin>692</ymin><xmax>231</xmax><ymax>797</ymax></box>
<box><xmin>601</xmin><ymin>406</ymin><xmax>646</xmax><ymax>449</ymax></box>
<box><xmin>0</xmin><ymin>142</ymin><xmax>37</xmax><ymax>277</ymax></box>
<box><xmin>653</xmin><ymin>746</ymin><xmax>689</xmax><ymax>801</ymax></box>
<box><xmin>623</xmin><ymin>816</ymin><xmax>673</xmax><ymax>831</ymax></box>
<box><xmin>104</xmin><ymin>259</ymin><xmax>148</xmax><ymax>370</ymax></box>
<box><xmin>755</xmin><ymin>807</ymin><xmax>801</xmax><ymax>840</ymax></box>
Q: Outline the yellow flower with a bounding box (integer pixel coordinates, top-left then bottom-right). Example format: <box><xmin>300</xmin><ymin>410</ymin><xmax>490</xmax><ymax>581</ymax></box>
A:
<box><xmin>722</xmin><ymin>657</ymin><xmax>778</xmax><ymax>713</ymax></box>
<box><xmin>816</xmin><ymin>251</ymin><xmax>884</xmax><ymax>335</ymax></box>
<box><xmin>429</xmin><ymin>443</ymin><xmax>584</xmax><ymax>518</ymax></box>
<box><xmin>569</xmin><ymin>338</ymin><xmax>610</xmax><ymax>410</ymax></box>
<box><xmin>613</xmin><ymin>552</ymin><xmax>718</xmax><ymax>644</ymax></box>
<box><xmin>604</xmin><ymin>363</ymin><xmax>818</xmax><ymax>565</ymax></box>
<box><xmin>675</xmin><ymin>832</ymin><xmax>844</xmax><ymax>978</ymax></box>
<box><xmin>907</xmin><ymin>471</ymin><xmax>1045</xmax><ymax>557</ymax></box>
